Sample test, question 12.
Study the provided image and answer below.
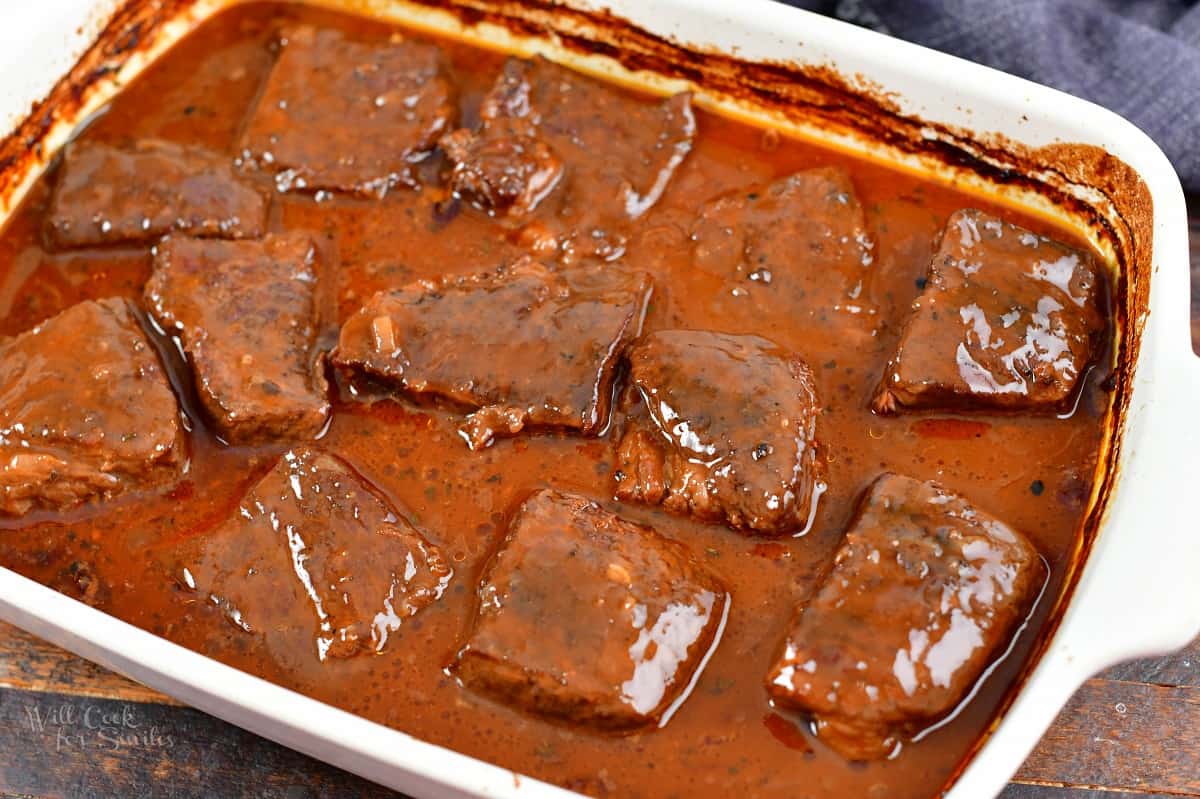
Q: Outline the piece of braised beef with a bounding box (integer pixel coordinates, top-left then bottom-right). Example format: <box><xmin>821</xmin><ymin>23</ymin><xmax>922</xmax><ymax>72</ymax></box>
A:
<box><xmin>454</xmin><ymin>489</ymin><xmax>727</xmax><ymax>730</ymax></box>
<box><xmin>765</xmin><ymin>473</ymin><xmax>1046</xmax><ymax>760</ymax></box>
<box><xmin>874</xmin><ymin>208</ymin><xmax>1105</xmax><ymax>414</ymax></box>
<box><xmin>440</xmin><ymin>56</ymin><xmax>695</xmax><ymax>262</ymax></box>
<box><xmin>691</xmin><ymin>167</ymin><xmax>877</xmax><ymax>330</ymax></box>
<box><xmin>240</xmin><ymin>25</ymin><xmax>455</xmax><ymax>196</ymax></box>
<box><xmin>0</xmin><ymin>297</ymin><xmax>185</xmax><ymax>515</ymax></box>
<box><xmin>146</xmin><ymin>233</ymin><xmax>329</xmax><ymax>444</ymax></box>
<box><xmin>332</xmin><ymin>258</ymin><xmax>652</xmax><ymax>449</ymax></box>
<box><xmin>613</xmin><ymin>330</ymin><xmax>824</xmax><ymax>536</ymax></box>
<box><xmin>44</xmin><ymin>139</ymin><xmax>265</xmax><ymax>250</ymax></box>
<box><xmin>174</xmin><ymin>447</ymin><xmax>451</xmax><ymax>670</ymax></box>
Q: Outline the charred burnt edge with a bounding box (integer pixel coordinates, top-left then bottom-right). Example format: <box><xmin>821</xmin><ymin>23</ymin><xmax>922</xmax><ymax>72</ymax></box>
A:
<box><xmin>85</xmin><ymin>64</ymin><xmax>122</xmax><ymax>87</ymax></box>
<box><xmin>108</xmin><ymin>20</ymin><xmax>144</xmax><ymax>56</ymax></box>
<box><xmin>0</xmin><ymin>0</ymin><xmax>194</xmax><ymax>201</ymax></box>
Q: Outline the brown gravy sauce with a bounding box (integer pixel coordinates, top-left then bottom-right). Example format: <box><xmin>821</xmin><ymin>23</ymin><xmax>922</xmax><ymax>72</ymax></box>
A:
<box><xmin>0</xmin><ymin>4</ymin><xmax>1111</xmax><ymax>797</ymax></box>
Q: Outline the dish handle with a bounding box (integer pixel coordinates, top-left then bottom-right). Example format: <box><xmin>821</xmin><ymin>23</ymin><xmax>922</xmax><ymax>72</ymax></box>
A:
<box><xmin>1056</xmin><ymin>345</ymin><xmax>1200</xmax><ymax>676</ymax></box>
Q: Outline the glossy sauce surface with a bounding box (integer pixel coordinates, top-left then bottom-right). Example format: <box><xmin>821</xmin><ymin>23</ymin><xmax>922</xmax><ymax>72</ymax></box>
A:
<box><xmin>0</xmin><ymin>5</ymin><xmax>1111</xmax><ymax>798</ymax></box>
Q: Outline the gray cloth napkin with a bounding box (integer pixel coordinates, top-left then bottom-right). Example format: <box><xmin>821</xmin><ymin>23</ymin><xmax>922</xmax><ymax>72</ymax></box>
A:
<box><xmin>784</xmin><ymin>0</ymin><xmax>1200</xmax><ymax>191</ymax></box>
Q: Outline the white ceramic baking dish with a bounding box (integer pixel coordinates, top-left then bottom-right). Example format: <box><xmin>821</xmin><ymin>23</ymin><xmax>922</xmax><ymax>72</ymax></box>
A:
<box><xmin>0</xmin><ymin>1</ymin><xmax>1196</xmax><ymax>797</ymax></box>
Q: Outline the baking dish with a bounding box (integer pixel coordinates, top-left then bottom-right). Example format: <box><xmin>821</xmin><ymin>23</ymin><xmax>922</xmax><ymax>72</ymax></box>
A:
<box><xmin>0</xmin><ymin>1</ymin><xmax>1196</xmax><ymax>797</ymax></box>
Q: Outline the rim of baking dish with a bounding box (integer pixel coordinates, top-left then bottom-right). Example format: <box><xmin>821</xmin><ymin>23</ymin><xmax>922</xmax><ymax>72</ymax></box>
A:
<box><xmin>0</xmin><ymin>2</ymin><xmax>1194</xmax><ymax>798</ymax></box>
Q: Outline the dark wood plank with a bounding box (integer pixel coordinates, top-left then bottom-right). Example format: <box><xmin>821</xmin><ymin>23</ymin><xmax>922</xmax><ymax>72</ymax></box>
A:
<box><xmin>1003</xmin><ymin>785</ymin><xmax>1177</xmax><ymax>799</ymax></box>
<box><xmin>0</xmin><ymin>687</ymin><xmax>400</xmax><ymax>799</ymax></box>
<box><xmin>1015</xmin><ymin>678</ymin><xmax>1200</xmax><ymax>795</ymax></box>
<box><xmin>1102</xmin><ymin>636</ymin><xmax>1200</xmax><ymax>688</ymax></box>
<box><xmin>0</xmin><ymin>622</ymin><xmax>177</xmax><ymax>706</ymax></box>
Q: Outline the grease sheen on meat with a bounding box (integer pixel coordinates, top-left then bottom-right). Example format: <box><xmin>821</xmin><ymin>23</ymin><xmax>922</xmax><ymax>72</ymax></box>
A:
<box><xmin>240</xmin><ymin>25</ymin><xmax>455</xmax><ymax>196</ymax></box>
<box><xmin>613</xmin><ymin>330</ymin><xmax>823</xmax><ymax>535</ymax></box>
<box><xmin>766</xmin><ymin>474</ymin><xmax>1046</xmax><ymax>760</ymax></box>
<box><xmin>454</xmin><ymin>489</ymin><xmax>727</xmax><ymax>730</ymax></box>
<box><xmin>175</xmin><ymin>447</ymin><xmax>451</xmax><ymax>671</ymax></box>
<box><xmin>44</xmin><ymin>139</ymin><xmax>266</xmax><ymax>249</ymax></box>
<box><xmin>332</xmin><ymin>258</ymin><xmax>652</xmax><ymax>449</ymax></box>
<box><xmin>440</xmin><ymin>56</ymin><xmax>695</xmax><ymax>262</ymax></box>
<box><xmin>691</xmin><ymin>167</ymin><xmax>877</xmax><ymax>330</ymax></box>
<box><xmin>0</xmin><ymin>298</ymin><xmax>184</xmax><ymax>515</ymax></box>
<box><xmin>874</xmin><ymin>209</ymin><xmax>1105</xmax><ymax>414</ymax></box>
<box><xmin>145</xmin><ymin>233</ymin><xmax>330</xmax><ymax>444</ymax></box>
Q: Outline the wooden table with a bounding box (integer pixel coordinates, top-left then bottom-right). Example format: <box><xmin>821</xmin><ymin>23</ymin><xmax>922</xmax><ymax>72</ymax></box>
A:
<box><xmin>0</xmin><ymin>199</ymin><xmax>1196</xmax><ymax>799</ymax></box>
